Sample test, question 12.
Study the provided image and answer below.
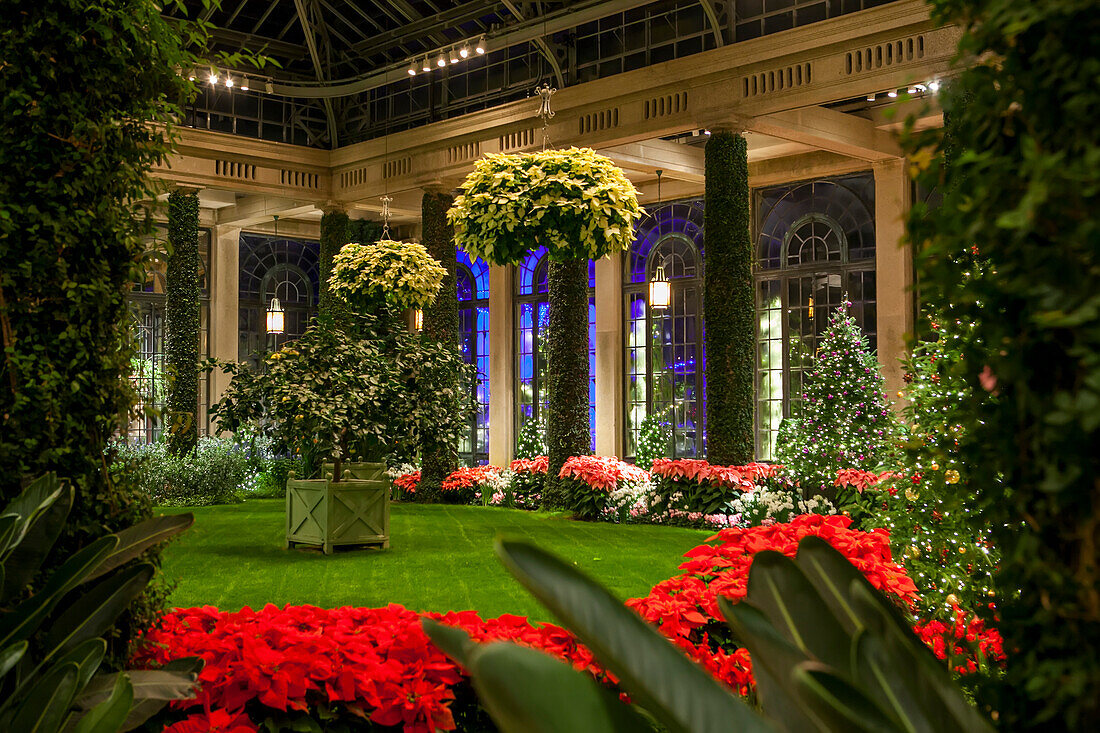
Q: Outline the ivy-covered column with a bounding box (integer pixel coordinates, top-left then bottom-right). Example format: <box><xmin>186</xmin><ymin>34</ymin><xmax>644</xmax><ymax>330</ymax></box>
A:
<box><xmin>703</xmin><ymin>130</ymin><xmax>754</xmax><ymax>465</ymax></box>
<box><xmin>319</xmin><ymin>208</ymin><xmax>351</xmax><ymax>325</ymax></box>
<box><xmin>545</xmin><ymin>257</ymin><xmax>592</xmax><ymax>506</ymax></box>
<box><xmin>166</xmin><ymin>187</ymin><xmax>200</xmax><ymax>456</ymax></box>
<box><xmin>419</xmin><ymin>190</ymin><xmax>459</xmax><ymax>500</ymax></box>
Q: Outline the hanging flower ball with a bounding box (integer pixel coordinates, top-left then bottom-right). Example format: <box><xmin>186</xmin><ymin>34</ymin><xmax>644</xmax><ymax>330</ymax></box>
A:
<box><xmin>329</xmin><ymin>239</ymin><xmax>447</xmax><ymax>311</ymax></box>
<box><xmin>447</xmin><ymin>147</ymin><xmax>643</xmax><ymax>265</ymax></box>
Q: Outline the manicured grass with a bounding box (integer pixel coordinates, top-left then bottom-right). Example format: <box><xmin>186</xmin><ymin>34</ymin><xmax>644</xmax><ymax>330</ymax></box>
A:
<box><xmin>158</xmin><ymin>500</ymin><xmax>709</xmax><ymax>621</ymax></box>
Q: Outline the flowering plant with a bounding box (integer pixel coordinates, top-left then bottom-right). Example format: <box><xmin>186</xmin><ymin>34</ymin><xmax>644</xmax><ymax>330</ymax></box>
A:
<box><xmin>329</xmin><ymin>239</ymin><xmax>447</xmax><ymax>311</ymax></box>
<box><xmin>557</xmin><ymin>455</ymin><xmax>650</xmax><ymax>520</ymax></box>
<box><xmin>649</xmin><ymin>458</ymin><xmax>760</xmax><ymax>515</ymax></box>
<box><xmin>506</xmin><ymin>455</ymin><xmax>548</xmax><ymax>508</ymax></box>
<box><xmin>391</xmin><ymin>470</ymin><xmax>420</xmax><ymax>499</ymax></box>
<box><xmin>448</xmin><ymin>148</ymin><xmax>643</xmax><ymax>265</ymax></box>
<box><xmin>441</xmin><ymin>465</ymin><xmax>502</xmax><ymax>505</ymax></box>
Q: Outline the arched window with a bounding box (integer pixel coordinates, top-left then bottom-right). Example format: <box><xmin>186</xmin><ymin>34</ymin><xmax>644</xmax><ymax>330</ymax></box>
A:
<box><xmin>239</xmin><ymin>233</ymin><xmax>320</xmax><ymax>367</ymax></box>
<box><xmin>623</xmin><ymin>199</ymin><xmax>706</xmax><ymax>459</ymax></box>
<box><xmin>754</xmin><ymin>173</ymin><xmax>877</xmax><ymax>459</ymax></box>
<box><xmin>457</xmin><ymin>248</ymin><xmax>490</xmax><ymax>465</ymax></box>
<box><xmin>515</xmin><ymin>247</ymin><xmax>596</xmax><ymax>451</ymax></box>
<box><xmin>127</xmin><ymin>225</ymin><xmax>211</xmax><ymax>443</ymax></box>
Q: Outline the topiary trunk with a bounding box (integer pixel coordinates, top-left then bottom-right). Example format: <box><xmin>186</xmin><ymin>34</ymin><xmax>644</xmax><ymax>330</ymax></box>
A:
<box><xmin>544</xmin><ymin>257</ymin><xmax>591</xmax><ymax>508</ymax></box>
<box><xmin>703</xmin><ymin>131</ymin><xmax>754</xmax><ymax>466</ymax></box>
<box><xmin>418</xmin><ymin>191</ymin><xmax>460</xmax><ymax>501</ymax></box>
<box><xmin>166</xmin><ymin>188</ymin><xmax>200</xmax><ymax>456</ymax></box>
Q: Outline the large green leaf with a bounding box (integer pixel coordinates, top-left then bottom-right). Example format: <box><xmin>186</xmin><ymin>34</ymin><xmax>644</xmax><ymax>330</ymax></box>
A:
<box><xmin>76</xmin><ymin>657</ymin><xmax>203</xmax><ymax>731</ymax></box>
<box><xmin>719</xmin><ymin>598</ymin><xmax>825</xmax><ymax>733</ymax></box>
<box><xmin>84</xmin><ymin>513</ymin><xmax>194</xmax><ymax>584</ymax></box>
<box><xmin>0</xmin><ymin>474</ymin><xmax>66</xmax><ymax>552</ymax></box>
<box><xmin>792</xmin><ymin>662</ymin><xmax>905</xmax><ymax>733</ymax></box>
<box><xmin>9</xmin><ymin>660</ymin><xmax>80</xmax><ymax>733</ymax></box>
<box><xmin>55</xmin><ymin>638</ymin><xmax>107</xmax><ymax>697</ymax></box>
<box><xmin>0</xmin><ymin>514</ymin><xmax>20</xmax><ymax>559</ymax></box>
<box><xmin>0</xmin><ymin>536</ymin><xmax>118</xmax><ymax>649</ymax></box>
<box><xmin>0</xmin><ymin>641</ymin><xmax>28</xmax><ymax>679</ymax></box>
<box><xmin>744</xmin><ymin>551</ymin><xmax>852</xmax><ymax>677</ymax></box>
<box><xmin>851</xmin><ymin>629</ymin><xmax>939</xmax><ymax>733</ymax></box>
<box><xmin>1</xmin><ymin>484</ymin><xmax>74</xmax><ymax>603</ymax></box>
<box><xmin>73</xmin><ymin>673</ymin><xmax>133</xmax><ymax>733</ymax></box>
<box><xmin>421</xmin><ymin>618</ymin><xmax>475</xmax><ymax>669</ymax></box>
<box><xmin>494</xmin><ymin>538</ymin><xmax>772</xmax><ymax>733</ymax></box>
<box><xmin>465</xmin><ymin>641</ymin><xmax>657</xmax><ymax>733</ymax></box>
<box><xmin>43</xmin><ymin>563</ymin><xmax>155</xmax><ymax>662</ymax></box>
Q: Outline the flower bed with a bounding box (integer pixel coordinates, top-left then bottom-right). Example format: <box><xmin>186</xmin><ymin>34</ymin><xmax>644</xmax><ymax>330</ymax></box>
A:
<box><xmin>392</xmin><ymin>470</ymin><xmax>420</xmax><ymax>499</ymax></box>
<box><xmin>649</xmin><ymin>458</ymin><xmax>772</xmax><ymax>515</ymax></box>
<box><xmin>501</xmin><ymin>456</ymin><xmax>547</xmax><ymax>509</ymax></box>
<box><xmin>557</xmin><ymin>455</ymin><xmax>651</xmax><ymax>520</ymax></box>
<box><xmin>138</xmin><ymin>514</ymin><xmax>1003</xmax><ymax>731</ymax></box>
<box><xmin>441</xmin><ymin>465</ymin><xmax>501</xmax><ymax>505</ymax></box>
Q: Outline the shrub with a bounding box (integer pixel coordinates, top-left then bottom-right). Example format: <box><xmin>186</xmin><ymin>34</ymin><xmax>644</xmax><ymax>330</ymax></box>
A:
<box><xmin>558</xmin><ymin>455</ymin><xmax>650</xmax><ymax>521</ymax></box>
<box><xmin>112</xmin><ymin>437</ymin><xmax>253</xmax><ymax>506</ymax></box>
<box><xmin>635</xmin><ymin>407</ymin><xmax>672</xmax><ymax>470</ymax></box>
<box><xmin>649</xmin><ymin>458</ymin><xmax>768</xmax><ymax>515</ymax></box>
<box><xmin>514</xmin><ymin>416</ymin><xmax>547</xmax><ymax>460</ymax></box>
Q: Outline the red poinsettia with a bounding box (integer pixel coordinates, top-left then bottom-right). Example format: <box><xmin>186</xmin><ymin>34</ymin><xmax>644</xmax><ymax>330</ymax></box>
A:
<box><xmin>834</xmin><ymin>468</ymin><xmax>896</xmax><ymax>493</ymax></box>
<box><xmin>650</xmin><ymin>459</ymin><xmax>778</xmax><ymax>490</ymax></box>
<box><xmin>442</xmin><ymin>465</ymin><xmax>500</xmax><ymax>492</ymax></box>
<box><xmin>509</xmin><ymin>456</ymin><xmax>549</xmax><ymax>475</ymax></box>
<box><xmin>393</xmin><ymin>471</ymin><xmax>420</xmax><ymax>494</ymax></box>
<box><xmin>558</xmin><ymin>455</ymin><xmax>648</xmax><ymax>492</ymax></box>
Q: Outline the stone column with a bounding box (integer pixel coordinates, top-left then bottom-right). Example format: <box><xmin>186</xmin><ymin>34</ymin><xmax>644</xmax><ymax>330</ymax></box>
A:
<box><xmin>487</xmin><ymin>264</ymin><xmax>514</xmax><ymax>467</ymax></box>
<box><xmin>594</xmin><ymin>253</ymin><xmax>623</xmax><ymax>457</ymax></box>
<box><xmin>873</xmin><ymin>158</ymin><xmax>914</xmax><ymax>408</ymax></box>
<box><xmin>208</xmin><ymin>224</ymin><xmax>241</xmax><ymax>417</ymax></box>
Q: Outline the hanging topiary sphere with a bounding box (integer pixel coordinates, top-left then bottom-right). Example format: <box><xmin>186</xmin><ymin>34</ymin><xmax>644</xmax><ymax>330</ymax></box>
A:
<box><xmin>447</xmin><ymin>147</ymin><xmax>643</xmax><ymax>265</ymax></box>
<box><xmin>329</xmin><ymin>239</ymin><xmax>447</xmax><ymax>311</ymax></box>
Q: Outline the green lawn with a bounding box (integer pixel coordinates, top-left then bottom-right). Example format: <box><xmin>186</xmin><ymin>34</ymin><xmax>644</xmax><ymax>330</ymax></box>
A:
<box><xmin>158</xmin><ymin>500</ymin><xmax>709</xmax><ymax>621</ymax></box>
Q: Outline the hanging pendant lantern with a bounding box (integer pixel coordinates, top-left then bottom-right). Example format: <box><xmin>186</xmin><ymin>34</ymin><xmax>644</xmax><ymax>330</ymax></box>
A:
<box><xmin>266</xmin><ymin>297</ymin><xmax>285</xmax><ymax>334</ymax></box>
<box><xmin>650</xmin><ymin>264</ymin><xmax>671</xmax><ymax>310</ymax></box>
<box><xmin>413</xmin><ymin>309</ymin><xmax>424</xmax><ymax>332</ymax></box>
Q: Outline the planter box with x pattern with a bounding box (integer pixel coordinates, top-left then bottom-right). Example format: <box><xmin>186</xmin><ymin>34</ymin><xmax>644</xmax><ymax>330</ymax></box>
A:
<box><xmin>286</xmin><ymin>471</ymin><xmax>390</xmax><ymax>554</ymax></box>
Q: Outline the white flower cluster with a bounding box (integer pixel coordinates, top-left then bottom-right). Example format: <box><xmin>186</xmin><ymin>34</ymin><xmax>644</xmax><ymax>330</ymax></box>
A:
<box><xmin>386</xmin><ymin>463</ymin><xmax>419</xmax><ymax>481</ymax></box>
<box><xmin>728</xmin><ymin>485</ymin><xmax>835</xmax><ymax>526</ymax></box>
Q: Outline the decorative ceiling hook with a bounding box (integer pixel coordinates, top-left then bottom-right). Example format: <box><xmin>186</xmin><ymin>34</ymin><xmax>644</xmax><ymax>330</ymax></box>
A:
<box><xmin>380</xmin><ymin>195</ymin><xmax>393</xmax><ymax>238</ymax></box>
<box><xmin>535</xmin><ymin>82</ymin><xmax>556</xmax><ymax>150</ymax></box>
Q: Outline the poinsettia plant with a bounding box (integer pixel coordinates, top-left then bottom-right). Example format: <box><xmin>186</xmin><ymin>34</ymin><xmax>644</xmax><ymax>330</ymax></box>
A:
<box><xmin>329</xmin><ymin>239</ymin><xmax>447</xmax><ymax>312</ymax></box>
<box><xmin>558</xmin><ymin>455</ymin><xmax>650</xmax><ymax>520</ymax></box>
<box><xmin>447</xmin><ymin>147</ymin><xmax>643</xmax><ymax>265</ymax></box>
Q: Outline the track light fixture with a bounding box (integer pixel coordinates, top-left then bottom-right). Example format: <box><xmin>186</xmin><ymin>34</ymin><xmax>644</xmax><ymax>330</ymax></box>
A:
<box><xmin>476</xmin><ymin>35</ymin><xmax>486</xmax><ymax>54</ymax></box>
<box><xmin>407</xmin><ymin>61</ymin><xmax>417</xmax><ymax>76</ymax></box>
<box><xmin>436</xmin><ymin>53</ymin><xmax>446</xmax><ymax>68</ymax></box>
<box><xmin>208</xmin><ymin>71</ymin><xmax>218</xmax><ymax>85</ymax></box>
<box><xmin>459</xmin><ymin>44</ymin><xmax>470</xmax><ymax>58</ymax></box>
<box><xmin>240</xmin><ymin>77</ymin><xmax>250</xmax><ymax>91</ymax></box>
<box><xmin>421</xmin><ymin>57</ymin><xmax>431</xmax><ymax>73</ymax></box>
<box><xmin>225</xmin><ymin>76</ymin><xmax>234</xmax><ymax>88</ymax></box>
<box><xmin>449</xmin><ymin>47</ymin><xmax>460</xmax><ymax>64</ymax></box>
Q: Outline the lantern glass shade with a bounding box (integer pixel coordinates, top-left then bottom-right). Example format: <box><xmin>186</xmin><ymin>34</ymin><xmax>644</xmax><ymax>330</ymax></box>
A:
<box><xmin>414</xmin><ymin>309</ymin><xmax>424</xmax><ymax>331</ymax></box>
<box><xmin>266</xmin><ymin>297</ymin><xmax>285</xmax><ymax>334</ymax></box>
<box><xmin>649</xmin><ymin>266</ymin><xmax>671</xmax><ymax>309</ymax></box>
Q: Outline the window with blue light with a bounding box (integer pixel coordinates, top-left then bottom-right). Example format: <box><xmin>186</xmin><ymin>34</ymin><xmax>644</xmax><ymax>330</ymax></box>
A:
<box><xmin>623</xmin><ymin>199</ymin><xmax>706</xmax><ymax>460</ymax></box>
<box><xmin>516</xmin><ymin>247</ymin><xmax>596</xmax><ymax>452</ymax></box>
<box><xmin>457</xmin><ymin>248</ymin><xmax>490</xmax><ymax>465</ymax></box>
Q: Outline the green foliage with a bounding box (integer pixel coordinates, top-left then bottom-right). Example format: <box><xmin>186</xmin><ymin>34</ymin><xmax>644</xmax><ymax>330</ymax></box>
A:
<box><xmin>317</xmin><ymin>209</ymin><xmax>351</xmax><ymax>326</ymax></box>
<box><xmin>515</xmin><ymin>416</ymin><xmax>547</xmax><ymax>460</ymax></box>
<box><xmin>110</xmin><ymin>437</ymin><xmax>253</xmax><ymax>506</ymax></box>
<box><xmin>867</xmin><ymin>306</ymin><xmax>998</xmax><ymax>620</ymax></box>
<box><xmin>207</xmin><ymin>317</ymin><xmax>473</xmax><ymax>482</ymax></box>
<box><xmin>544</xmin><ymin>258</ymin><xmax>592</xmax><ymax>509</ymax></box>
<box><xmin>419</xmin><ymin>191</ymin><xmax>461</xmax><ymax>501</ymax></box>
<box><xmin>426</xmin><ymin>536</ymin><xmax>993</xmax><ymax>733</ymax></box>
<box><xmin>635</xmin><ymin>407</ymin><xmax>673</xmax><ymax>470</ymax></box>
<box><xmin>165</xmin><ymin>190</ymin><xmax>200</xmax><ymax>457</ymax></box>
<box><xmin>777</xmin><ymin>303</ymin><xmax>898</xmax><ymax>498</ymax></box>
<box><xmin>0</xmin><ymin>475</ymin><xmax>201</xmax><ymax>732</ymax></box>
<box><xmin>329</xmin><ymin>239</ymin><xmax>447</xmax><ymax>312</ymax></box>
<box><xmin>703</xmin><ymin>132</ymin><xmax>754</xmax><ymax>465</ymax></box>
<box><xmin>902</xmin><ymin>1</ymin><xmax>1100</xmax><ymax>726</ymax></box>
<box><xmin>448</xmin><ymin>147</ymin><xmax>643</xmax><ymax>266</ymax></box>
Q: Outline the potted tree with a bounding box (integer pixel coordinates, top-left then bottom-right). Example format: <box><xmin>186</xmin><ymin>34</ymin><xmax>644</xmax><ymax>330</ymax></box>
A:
<box><xmin>448</xmin><ymin>147</ymin><xmax>642</xmax><ymax>506</ymax></box>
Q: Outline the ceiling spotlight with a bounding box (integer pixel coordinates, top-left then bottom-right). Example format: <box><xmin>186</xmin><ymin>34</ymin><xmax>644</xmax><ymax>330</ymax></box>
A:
<box><xmin>264</xmin><ymin>80</ymin><xmax>274</xmax><ymax>94</ymax></box>
<box><xmin>459</xmin><ymin>44</ymin><xmax>469</xmax><ymax>58</ymax></box>
<box><xmin>188</xmin><ymin>71</ymin><xmax>196</xmax><ymax>81</ymax></box>
<box><xmin>887</xmin><ymin>89</ymin><xmax>898</xmax><ymax>98</ymax></box>
<box><xmin>421</xmin><ymin>57</ymin><xmax>431</xmax><ymax>72</ymax></box>
<box><xmin>436</xmin><ymin>53</ymin><xmax>446</xmax><ymax>68</ymax></box>
<box><xmin>225</xmin><ymin>76</ymin><xmax>234</xmax><ymax>88</ymax></box>
<box><xmin>449</xmin><ymin>47</ymin><xmax>460</xmax><ymax>64</ymax></box>
<box><xmin>914</xmin><ymin>83</ymin><xmax>927</xmax><ymax>93</ymax></box>
<box><xmin>240</xmin><ymin>77</ymin><xmax>250</xmax><ymax>91</ymax></box>
<box><xmin>475</xmin><ymin>35</ymin><xmax>486</xmax><ymax>54</ymax></box>
<box><xmin>907</xmin><ymin>86</ymin><xmax>918</xmax><ymax>94</ymax></box>
<box><xmin>928</xmin><ymin>80</ymin><xmax>941</xmax><ymax>92</ymax></box>
<box><xmin>866</xmin><ymin>93</ymin><xmax>876</xmax><ymax>101</ymax></box>
<box><xmin>407</xmin><ymin>61</ymin><xmax>417</xmax><ymax>76</ymax></box>
<box><xmin>208</xmin><ymin>72</ymin><xmax>219</xmax><ymax>85</ymax></box>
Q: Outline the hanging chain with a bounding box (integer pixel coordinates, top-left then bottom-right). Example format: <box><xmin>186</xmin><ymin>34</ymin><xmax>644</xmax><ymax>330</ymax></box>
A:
<box><xmin>380</xmin><ymin>195</ymin><xmax>393</xmax><ymax>239</ymax></box>
<box><xmin>535</xmin><ymin>82</ymin><xmax>556</xmax><ymax>150</ymax></box>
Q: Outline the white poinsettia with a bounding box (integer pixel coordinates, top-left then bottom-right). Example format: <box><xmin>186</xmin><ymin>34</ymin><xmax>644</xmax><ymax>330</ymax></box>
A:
<box><xmin>329</xmin><ymin>239</ymin><xmax>446</xmax><ymax>311</ymax></box>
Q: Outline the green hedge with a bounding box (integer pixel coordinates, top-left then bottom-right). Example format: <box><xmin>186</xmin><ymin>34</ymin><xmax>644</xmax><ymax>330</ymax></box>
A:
<box><xmin>419</xmin><ymin>191</ymin><xmax>460</xmax><ymax>500</ymax></box>
<box><xmin>166</xmin><ymin>189</ymin><xmax>200</xmax><ymax>456</ymax></box>
<box><xmin>703</xmin><ymin>131</ymin><xmax>754</xmax><ymax>465</ymax></box>
<box><xmin>904</xmin><ymin>0</ymin><xmax>1100</xmax><ymax>727</ymax></box>
<box><xmin>544</xmin><ymin>257</ymin><xmax>591</xmax><ymax>508</ymax></box>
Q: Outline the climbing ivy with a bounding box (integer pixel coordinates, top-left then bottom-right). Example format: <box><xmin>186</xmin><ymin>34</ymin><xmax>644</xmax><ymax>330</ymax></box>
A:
<box><xmin>419</xmin><ymin>191</ymin><xmax>460</xmax><ymax>500</ymax></box>
<box><xmin>544</xmin><ymin>258</ymin><xmax>592</xmax><ymax>508</ymax></box>
<box><xmin>166</xmin><ymin>189</ymin><xmax>200</xmax><ymax>456</ymax></box>
<box><xmin>318</xmin><ymin>209</ymin><xmax>350</xmax><ymax>325</ymax></box>
<box><xmin>703</xmin><ymin>131</ymin><xmax>754</xmax><ymax>465</ymax></box>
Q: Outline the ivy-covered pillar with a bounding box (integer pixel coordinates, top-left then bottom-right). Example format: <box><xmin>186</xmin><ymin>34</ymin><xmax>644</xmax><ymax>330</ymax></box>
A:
<box><xmin>419</xmin><ymin>189</ymin><xmax>460</xmax><ymax>500</ymax></box>
<box><xmin>166</xmin><ymin>187</ymin><xmax>201</xmax><ymax>456</ymax></box>
<box><xmin>703</xmin><ymin>130</ymin><xmax>754</xmax><ymax>465</ymax></box>
<box><xmin>319</xmin><ymin>207</ymin><xmax>351</xmax><ymax>324</ymax></box>
<box><xmin>545</xmin><ymin>256</ymin><xmax>592</xmax><ymax>507</ymax></box>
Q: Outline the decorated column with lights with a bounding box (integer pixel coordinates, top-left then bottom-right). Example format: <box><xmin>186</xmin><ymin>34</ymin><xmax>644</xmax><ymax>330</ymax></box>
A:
<box><xmin>165</xmin><ymin>187</ymin><xmax>201</xmax><ymax>456</ymax></box>
<box><xmin>703</xmin><ymin>129</ymin><xmax>754</xmax><ymax>465</ymax></box>
<box><xmin>420</xmin><ymin>188</ymin><xmax>460</xmax><ymax>495</ymax></box>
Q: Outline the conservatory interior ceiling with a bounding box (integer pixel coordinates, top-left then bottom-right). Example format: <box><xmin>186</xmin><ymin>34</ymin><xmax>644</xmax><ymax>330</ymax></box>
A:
<box><xmin>159</xmin><ymin>0</ymin><xmax>952</xmax><ymax>228</ymax></box>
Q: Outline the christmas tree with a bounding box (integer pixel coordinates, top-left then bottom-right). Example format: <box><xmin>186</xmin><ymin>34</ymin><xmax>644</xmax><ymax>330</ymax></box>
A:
<box><xmin>870</xmin><ymin>298</ymin><xmax>998</xmax><ymax>620</ymax></box>
<box><xmin>777</xmin><ymin>300</ymin><xmax>898</xmax><ymax>496</ymax></box>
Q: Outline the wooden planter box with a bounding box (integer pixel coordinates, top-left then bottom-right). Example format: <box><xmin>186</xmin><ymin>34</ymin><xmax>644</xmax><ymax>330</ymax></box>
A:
<box><xmin>320</xmin><ymin>461</ymin><xmax>388</xmax><ymax>482</ymax></box>
<box><xmin>286</xmin><ymin>473</ymin><xmax>390</xmax><ymax>554</ymax></box>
